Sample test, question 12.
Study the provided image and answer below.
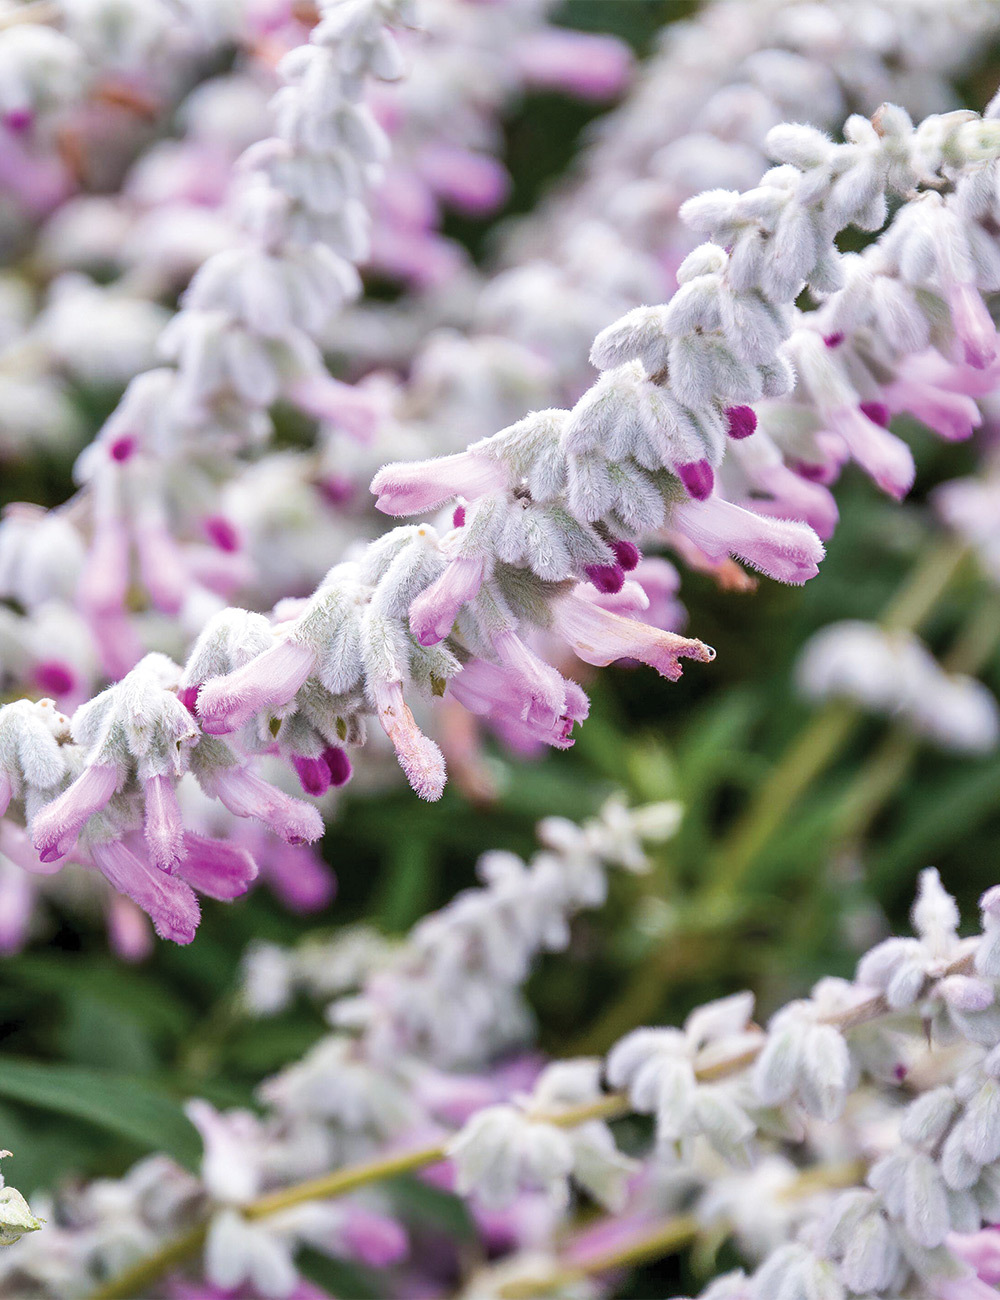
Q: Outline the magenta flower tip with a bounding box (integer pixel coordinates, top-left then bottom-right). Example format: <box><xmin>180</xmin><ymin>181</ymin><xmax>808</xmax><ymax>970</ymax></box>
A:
<box><xmin>823</xmin><ymin>332</ymin><xmax>845</xmax><ymax>348</ymax></box>
<box><xmin>203</xmin><ymin>515</ymin><xmax>240</xmax><ymax>553</ymax></box>
<box><xmin>725</xmin><ymin>405</ymin><xmax>758</xmax><ymax>440</ymax></box>
<box><xmin>38</xmin><ymin>845</ymin><xmax>64</xmax><ymax>864</ymax></box>
<box><xmin>34</xmin><ymin>661</ymin><xmax>75</xmax><ymax>696</ymax></box>
<box><xmin>292</xmin><ymin>754</ymin><xmax>333</xmax><ymax>798</ymax></box>
<box><xmin>109</xmin><ymin>435</ymin><xmax>136</xmax><ymax>462</ymax></box>
<box><xmin>677</xmin><ymin>459</ymin><xmax>715</xmax><ymax>501</ymax></box>
<box><xmin>859</xmin><ymin>400</ymin><xmax>890</xmax><ymax>428</ymax></box>
<box><xmin>611</xmin><ymin>539</ymin><xmax>641</xmax><ymax>571</ymax></box>
<box><xmin>323</xmin><ymin>746</ymin><xmax>353</xmax><ymax>787</ymax></box>
<box><xmin>584</xmin><ymin>563</ymin><xmax>625</xmax><ymax>595</ymax></box>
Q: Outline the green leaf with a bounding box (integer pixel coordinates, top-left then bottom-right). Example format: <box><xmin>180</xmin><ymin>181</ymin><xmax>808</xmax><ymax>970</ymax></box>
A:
<box><xmin>0</xmin><ymin>1059</ymin><xmax>202</xmax><ymax>1171</ymax></box>
<box><xmin>387</xmin><ymin>1173</ymin><xmax>476</xmax><ymax>1241</ymax></box>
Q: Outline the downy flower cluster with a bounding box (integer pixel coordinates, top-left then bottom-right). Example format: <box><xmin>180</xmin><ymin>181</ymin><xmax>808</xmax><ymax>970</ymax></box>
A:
<box><xmin>11</xmin><ymin>88</ymin><xmax>1000</xmax><ymax>938</ymax></box>
<box><xmin>11</xmin><ymin>819</ymin><xmax>1000</xmax><ymax>1299</ymax></box>
<box><xmin>797</xmin><ymin>620</ymin><xmax>1000</xmax><ymax>754</ymax></box>
<box><xmin>0</xmin><ymin>800</ymin><xmax>673</xmax><ymax>1297</ymax></box>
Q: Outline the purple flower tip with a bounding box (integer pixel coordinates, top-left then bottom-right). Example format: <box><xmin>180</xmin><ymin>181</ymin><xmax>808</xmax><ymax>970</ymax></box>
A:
<box><xmin>34</xmin><ymin>661</ymin><xmax>75</xmax><ymax>696</ymax></box>
<box><xmin>725</xmin><ymin>406</ymin><xmax>757</xmax><ymax>440</ymax></box>
<box><xmin>203</xmin><ymin>515</ymin><xmax>240</xmax><ymax>553</ymax></box>
<box><xmin>859</xmin><ymin>400</ymin><xmax>890</xmax><ymax>428</ymax></box>
<box><xmin>178</xmin><ymin>684</ymin><xmax>200</xmax><ymax>714</ymax></box>
<box><xmin>292</xmin><ymin>754</ymin><xmax>333</xmax><ymax>798</ymax></box>
<box><xmin>323</xmin><ymin>746</ymin><xmax>353</xmax><ymax>787</ymax></box>
<box><xmin>4</xmin><ymin>109</ymin><xmax>32</xmax><ymax>134</ymax></box>
<box><xmin>611</xmin><ymin>539</ymin><xmax>640</xmax><ymax>571</ymax></box>
<box><xmin>677</xmin><ymin>459</ymin><xmax>715</xmax><ymax>501</ymax></box>
<box><xmin>823</xmin><ymin>332</ymin><xmax>845</xmax><ymax>348</ymax></box>
<box><xmin>318</xmin><ymin>475</ymin><xmax>355</xmax><ymax>506</ymax></box>
<box><xmin>452</xmin><ymin>504</ymin><xmax>467</xmax><ymax>528</ymax></box>
<box><xmin>38</xmin><ymin>845</ymin><xmax>64</xmax><ymax>864</ymax></box>
<box><xmin>584</xmin><ymin>563</ymin><xmax>625</xmax><ymax>595</ymax></box>
<box><xmin>109</xmin><ymin>435</ymin><xmax>137</xmax><ymax>462</ymax></box>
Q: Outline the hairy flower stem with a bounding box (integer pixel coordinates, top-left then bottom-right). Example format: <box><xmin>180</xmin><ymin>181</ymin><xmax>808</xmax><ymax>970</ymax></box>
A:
<box><xmin>87</xmin><ymin>1096</ymin><xmax>631</xmax><ymax>1300</ymax></box>
<box><xmin>492</xmin><ymin>1159</ymin><xmax>867</xmax><ymax>1298</ymax></box>
<box><xmin>495</xmin><ymin>1214</ymin><xmax>701</xmax><ymax>1299</ymax></box>
<box><xmin>89</xmin><ymin>948</ymin><xmax>980</xmax><ymax>1300</ymax></box>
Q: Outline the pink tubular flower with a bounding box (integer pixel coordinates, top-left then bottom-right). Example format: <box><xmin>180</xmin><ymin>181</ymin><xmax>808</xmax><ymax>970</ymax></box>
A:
<box><xmin>492</xmin><ymin>630</ymin><xmax>579</xmax><ymax>731</ymax></box>
<box><xmin>826</xmin><ymin>405</ymin><xmax>915</xmax><ymax>499</ymax></box>
<box><xmin>143</xmin><ymin>774</ymin><xmax>185</xmax><ymax>872</ymax></box>
<box><xmin>515</xmin><ymin>29</ymin><xmax>632</xmax><ymax>99</ymax></box>
<box><xmin>174</xmin><ymin>833</ymin><xmax>257</xmax><ymax>900</ymax></box>
<box><xmin>207</xmin><ymin>766</ymin><xmax>324</xmax><ymax>844</ymax></box>
<box><xmin>747</xmin><ymin>464</ymin><xmax>840</xmax><ymax>540</ymax></box>
<box><xmin>31</xmin><ymin>763</ymin><xmax>121</xmax><ymax>863</ymax></box>
<box><xmin>106</xmin><ymin>895</ymin><xmax>154</xmax><ymax>963</ymax></box>
<box><xmin>418</xmin><ymin>144</ymin><xmax>509</xmax><ymax>215</ymax></box>
<box><xmin>552</xmin><ymin>588</ymin><xmax>715</xmax><ymax>681</ymax></box>
<box><xmin>371</xmin><ymin>451</ymin><xmax>508</xmax><ymax>517</ymax></box>
<box><xmin>78</xmin><ymin>517</ymin><xmax>130</xmax><ymax>616</ymax></box>
<box><xmin>291</xmin><ymin>374</ymin><xmax>382</xmax><ymax>442</ymax></box>
<box><xmin>91</xmin><ymin>838</ymin><xmax>200</xmax><ymax>945</ymax></box>
<box><xmin>885</xmin><ymin>373</ymin><xmax>983</xmax><ymax>442</ymax></box>
<box><xmin>197</xmin><ymin>639</ymin><xmax>316</xmax><ymax>735</ymax></box>
<box><xmin>255</xmin><ymin>834</ymin><xmax>335</xmax><ymax>912</ymax></box>
<box><xmin>449</xmin><ymin>657</ymin><xmax>588</xmax><ymax>751</ymax></box>
<box><xmin>409</xmin><ymin>555</ymin><xmax>486</xmax><ymax>646</ymax></box>
<box><xmin>948</xmin><ymin>282</ymin><xmax>998</xmax><ymax>369</ymax></box>
<box><xmin>672</xmin><ymin>496</ymin><xmax>825</xmax><ymax>585</ymax></box>
<box><xmin>371</xmin><ymin>678</ymin><xmax>446</xmax><ymax>801</ymax></box>
<box><xmin>135</xmin><ymin>521</ymin><xmax>188</xmax><ymax>615</ymax></box>
<box><xmin>949</xmin><ymin>1229</ymin><xmax>1000</xmax><ymax>1285</ymax></box>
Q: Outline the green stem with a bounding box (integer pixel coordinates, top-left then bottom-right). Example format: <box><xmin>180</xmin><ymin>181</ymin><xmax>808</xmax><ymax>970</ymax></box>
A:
<box><xmin>496</xmin><ymin>1214</ymin><xmax>700</xmax><ymax>1298</ymax></box>
<box><xmin>87</xmin><ymin>1095</ymin><xmax>630</xmax><ymax>1300</ymax></box>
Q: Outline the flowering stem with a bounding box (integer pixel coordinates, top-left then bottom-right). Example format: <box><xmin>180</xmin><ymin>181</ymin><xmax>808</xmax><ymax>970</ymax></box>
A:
<box><xmin>495</xmin><ymin>1214</ymin><xmax>700</xmax><ymax>1298</ymax></box>
<box><xmin>88</xmin><ymin>950</ymin><xmax>975</xmax><ymax>1300</ymax></box>
<box><xmin>87</xmin><ymin>1096</ymin><xmax>631</xmax><ymax>1300</ymax></box>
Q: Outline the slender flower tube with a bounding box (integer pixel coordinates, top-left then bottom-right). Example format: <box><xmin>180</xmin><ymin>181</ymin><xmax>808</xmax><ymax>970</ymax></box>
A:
<box><xmin>31</xmin><ymin>762</ymin><xmax>120</xmax><ymax>863</ymax></box>
<box><xmin>370</xmin><ymin>678</ymin><xmax>446</xmax><ymax>802</ymax></box>
<box><xmin>207</xmin><ymin>766</ymin><xmax>324</xmax><ymax>845</ymax></box>
<box><xmin>91</xmin><ymin>838</ymin><xmax>200</xmax><ymax>945</ymax></box>
<box><xmin>175</xmin><ymin>833</ymin><xmax>258</xmax><ymax>900</ymax></box>
<box><xmin>371</xmin><ymin>451</ymin><xmax>509</xmax><ymax>516</ymax></box>
<box><xmin>947</xmin><ymin>282</ymin><xmax>998</xmax><ymax>370</ymax></box>
<box><xmin>143</xmin><ymin>773</ymin><xmax>185</xmax><ymax>873</ymax></box>
<box><xmin>552</xmin><ymin>590</ymin><xmax>714</xmax><ymax>681</ymax></box>
<box><xmin>409</xmin><ymin>556</ymin><xmax>486</xmax><ymax>646</ymax></box>
<box><xmin>672</xmin><ymin>497</ymin><xmax>825</xmax><ymax>585</ymax></box>
<box><xmin>197</xmin><ymin>639</ymin><xmax>317</xmax><ymax>735</ymax></box>
<box><xmin>826</xmin><ymin>406</ymin><xmax>915</xmax><ymax>500</ymax></box>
